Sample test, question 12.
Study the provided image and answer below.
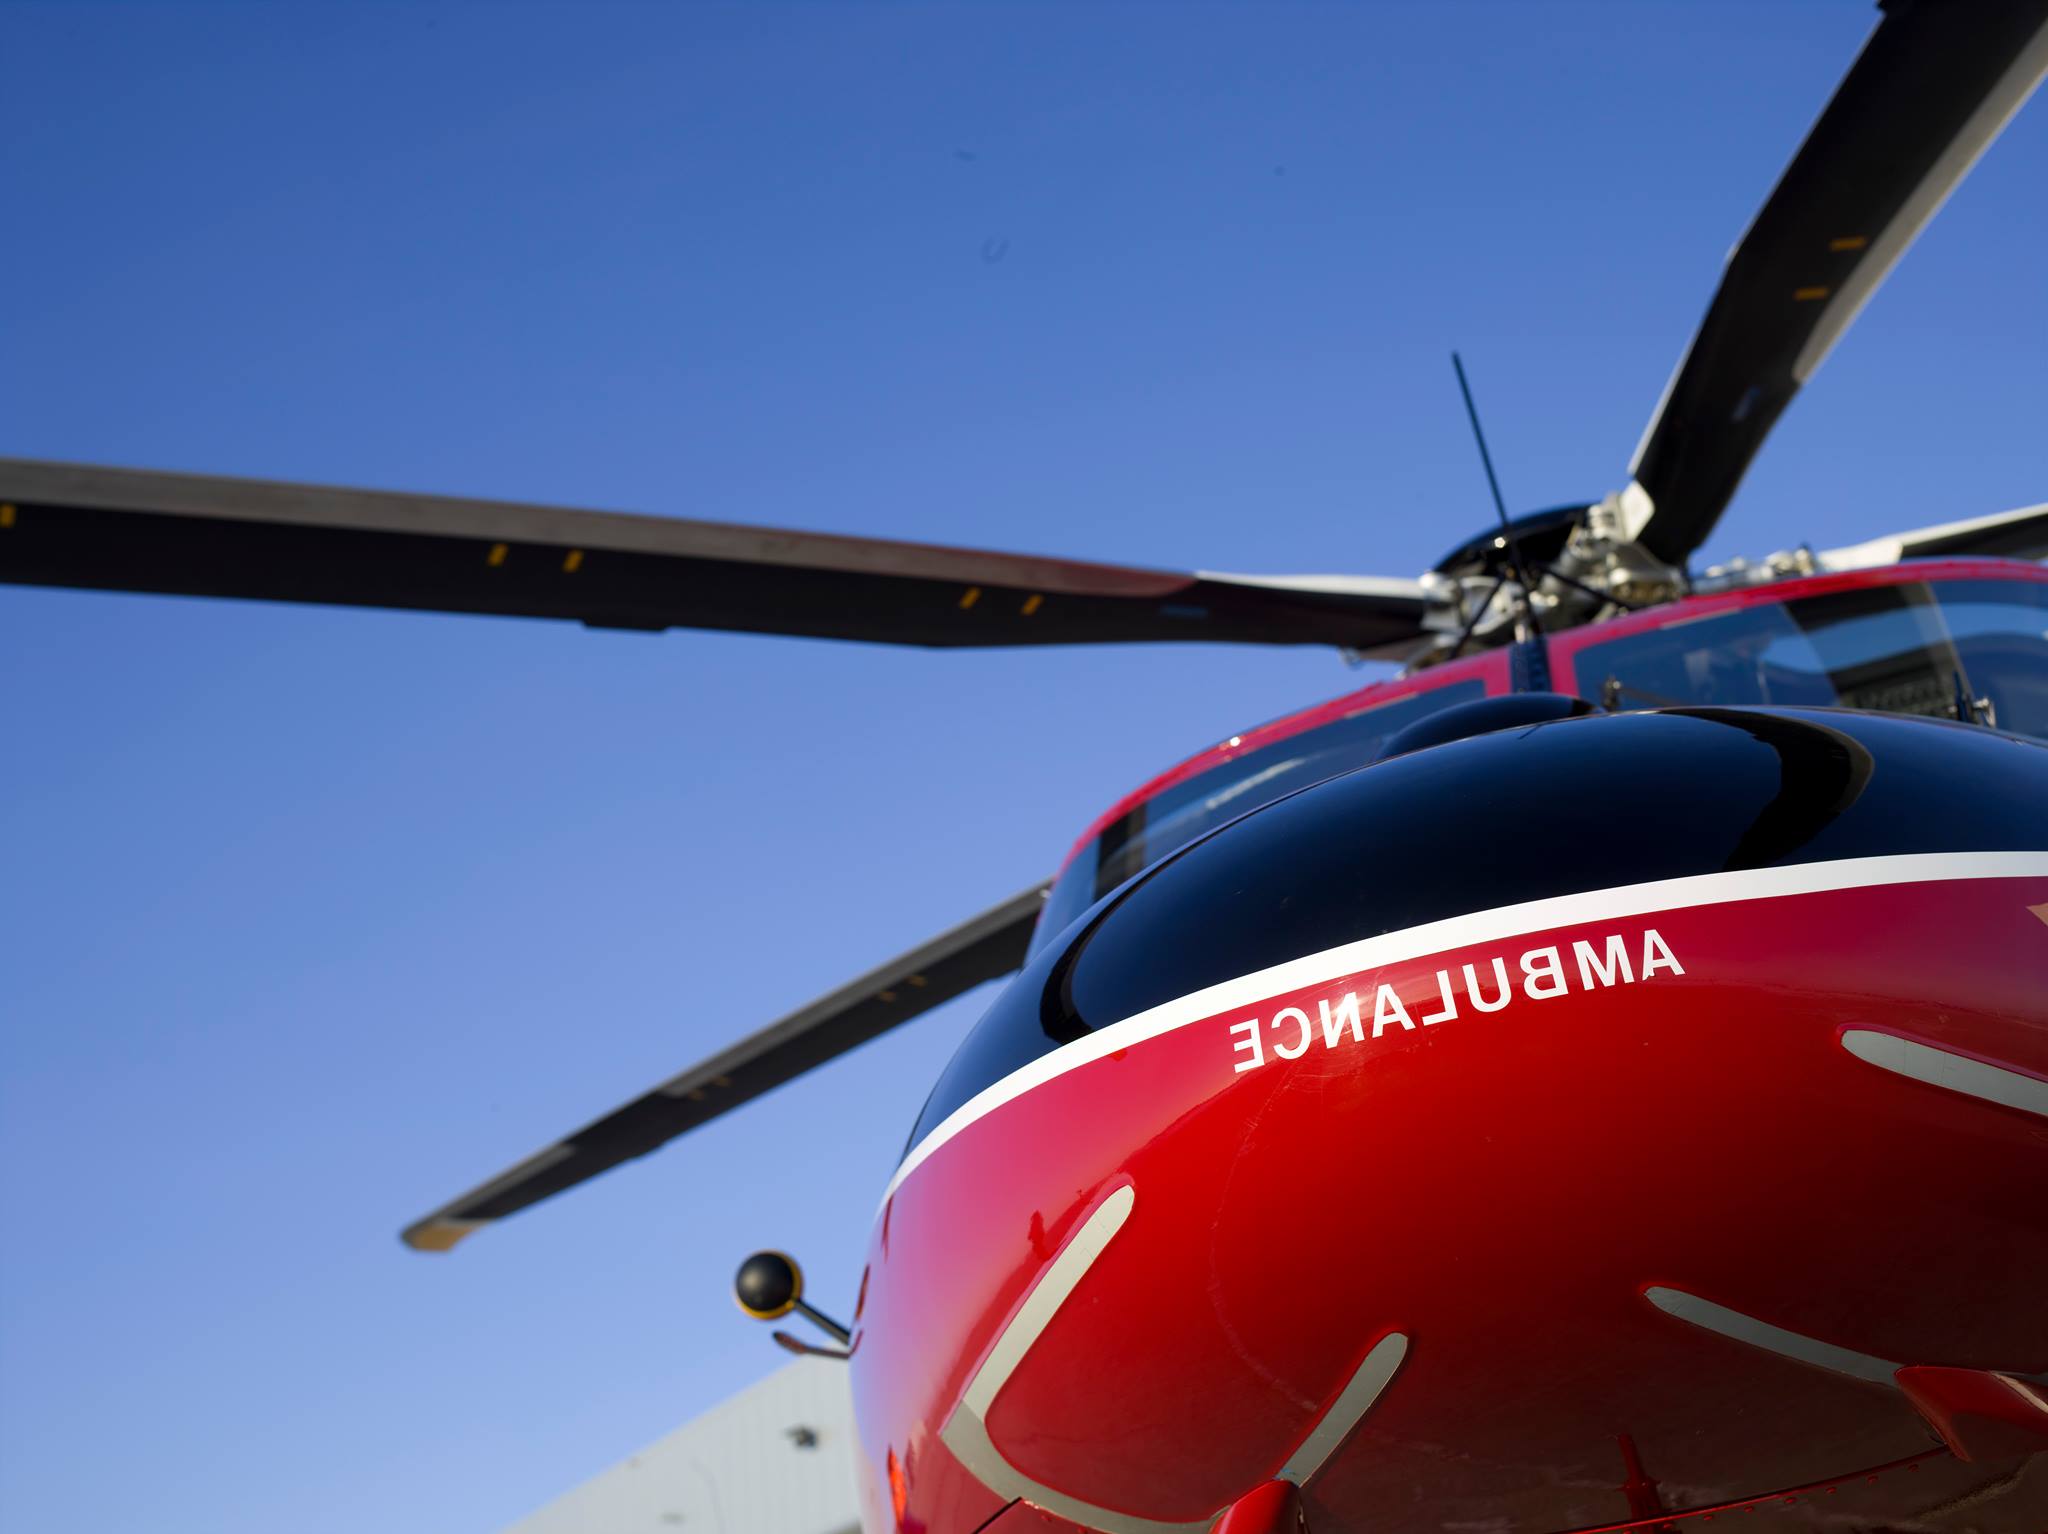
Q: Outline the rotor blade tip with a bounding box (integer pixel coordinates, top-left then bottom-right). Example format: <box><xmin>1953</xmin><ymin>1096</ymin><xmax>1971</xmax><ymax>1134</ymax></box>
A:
<box><xmin>402</xmin><ymin>1216</ymin><xmax>483</xmax><ymax>1253</ymax></box>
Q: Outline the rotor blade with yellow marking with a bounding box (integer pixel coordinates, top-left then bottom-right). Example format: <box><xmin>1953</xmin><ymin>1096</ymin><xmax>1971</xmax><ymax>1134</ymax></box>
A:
<box><xmin>0</xmin><ymin>459</ymin><xmax>1429</xmax><ymax>656</ymax></box>
<box><xmin>1626</xmin><ymin>0</ymin><xmax>2048</xmax><ymax>567</ymax></box>
<box><xmin>400</xmin><ymin>882</ymin><xmax>1049</xmax><ymax>1252</ymax></box>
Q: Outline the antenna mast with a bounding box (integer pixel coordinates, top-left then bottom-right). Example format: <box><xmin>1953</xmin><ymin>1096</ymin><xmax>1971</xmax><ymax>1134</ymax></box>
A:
<box><xmin>1450</xmin><ymin>351</ymin><xmax>1539</xmax><ymax>635</ymax></box>
<box><xmin>1450</xmin><ymin>352</ymin><xmax>1551</xmax><ymax>689</ymax></box>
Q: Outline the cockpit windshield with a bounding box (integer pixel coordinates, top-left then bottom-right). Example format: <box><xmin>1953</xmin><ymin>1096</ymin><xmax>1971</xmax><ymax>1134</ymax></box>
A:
<box><xmin>1564</xmin><ymin>576</ymin><xmax>2048</xmax><ymax>734</ymax></box>
<box><xmin>1035</xmin><ymin>571</ymin><xmax>2046</xmax><ymax>960</ymax></box>
<box><xmin>1034</xmin><ymin>677</ymin><xmax>1485</xmax><ymax>950</ymax></box>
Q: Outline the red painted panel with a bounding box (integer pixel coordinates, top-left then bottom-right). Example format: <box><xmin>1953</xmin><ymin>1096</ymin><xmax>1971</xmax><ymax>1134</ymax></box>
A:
<box><xmin>978</xmin><ymin>1503</ymin><xmax>1100</xmax><ymax>1534</ymax></box>
<box><xmin>850</xmin><ymin>869</ymin><xmax>2048</xmax><ymax>1532</ymax></box>
<box><xmin>1897</xmin><ymin>1365</ymin><xmax>2048</xmax><ymax>1463</ymax></box>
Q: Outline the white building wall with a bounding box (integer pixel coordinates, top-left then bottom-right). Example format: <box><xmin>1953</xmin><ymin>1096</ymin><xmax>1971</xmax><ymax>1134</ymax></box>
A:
<box><xmin>505</xmin><ymin>1358</ymin><xmax>860</xmax><ymax>1534</ymax></box>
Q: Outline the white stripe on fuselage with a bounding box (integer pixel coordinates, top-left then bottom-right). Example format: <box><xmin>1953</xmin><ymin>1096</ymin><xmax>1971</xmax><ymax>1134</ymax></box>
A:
<box><xmin>1840</xmin><ymin>1028</ymin><xmax>2048</xmax><ymax>1118</ymax></box>
<box><xmin>939</xmin><ymin>1181</ymin><xmax>1411</xmax><ymax>1534</ymax></box>
<box><xmin>883</xmin><ymin>851</ymin><xmax>2048</xmax><ymax>1206</ymax></box>
<box><xmin>1644</xmin><ymin>1286</ymin><xmax>1902</xmax><ymax>1386</ymax></box>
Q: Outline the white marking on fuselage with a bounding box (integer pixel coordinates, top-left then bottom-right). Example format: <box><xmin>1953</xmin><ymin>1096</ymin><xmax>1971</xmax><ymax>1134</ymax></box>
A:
<box><xmin>941</xmin><ymin>1185</ymin><xmax>1207</xmax><ymax>1534</ymax></box>
<box><xmin>886</xmin><ymin>852</ymin><xmax>2048</xmax><ymax>1205</ymax></box>
<box><xmin>940</xmin><ymin>1183</ymin><xmax>1408</xmax><ymax>1534</ymax></box>
<box><xmin>1227</xmin><ymin>926</ymin><xmax>1686</xmax><ymax>1074</ymax></box>
<box><xmin>2004</xmin><ymin>1375</ymin><xmax>2048</xmax><ymax>1416</ymax></box>
<box><xmin>959</xmin><ymin>1183</ymin><xmax>1135</xmax><ymax>1422</ymax></box>
<box><xmin>1840</xmin><ymin>1029</ymin><xmax>2048</xmax><ymax>1120</ymax></box>
<box><xmin>1275</xmin><ymin>1332</ymin><xmax>1409</xmax><ymax>1486</ymax></box>
<box><xmin>1644</xmin><ymin>1286</ymin><xmax>1901</xmax><ymax>1387</ymax></box>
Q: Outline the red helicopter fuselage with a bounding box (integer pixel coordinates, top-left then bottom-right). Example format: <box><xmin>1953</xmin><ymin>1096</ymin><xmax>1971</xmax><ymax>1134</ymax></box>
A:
<box><xmin>846</xmin><ymin>560</ymin><xmax>2048</xmax><ymax>1534</ymax></box>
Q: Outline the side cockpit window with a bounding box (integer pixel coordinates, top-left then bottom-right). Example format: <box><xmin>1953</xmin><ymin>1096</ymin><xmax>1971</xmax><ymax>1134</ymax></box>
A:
<box><xmin>1572</xmin><ymin>576</ymin><xmax>2048</xmax><ymax>737</ymax></box>
<box><xmin>1926</xmin><ymin>579</ymin><xmax>2048</xmax><ymax>737</ymax></box>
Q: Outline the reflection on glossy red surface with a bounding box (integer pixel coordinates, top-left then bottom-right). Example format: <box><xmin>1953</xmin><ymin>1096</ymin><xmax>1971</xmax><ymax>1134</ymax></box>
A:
<box><xmin>1897</xmin><ymin>1365</ymin><xmax>2048</xmax><ymax>1464</ymax></box>
<box><xmin>850</xmin><ymin>865</ymin><xmax>2048</xmax><ymax>1532</ymax></box>
<box><xmin>1210</xmin><ymin>1481</ymin><xmax>1303</xmax><ymax>1534</ymax></box>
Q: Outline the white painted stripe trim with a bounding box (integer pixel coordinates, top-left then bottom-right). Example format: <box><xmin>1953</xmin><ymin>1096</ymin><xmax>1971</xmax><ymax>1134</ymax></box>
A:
<box><xmin>1840</xmin><ymin>1030</ymin><xmax>2048</xmax><ymax>1120</ymax></box>
<box><xmin>941</xmin><ymin>1185</ymin><xmax>1211</xmax><ymax>1534</ymax></box>
<box><xmin>1275</xmin><ymin>1332</ymin><xmax>1409</xmax><ymax>1486</ymax></box>
<box><xmin>886</xmin><ymin>852</ymin><xmax>2048</xmax><ymax>1203</ymax></box>
<box><xmin>2004</xmin><ymin>1375</ymin><xmax>2048</xmax><ymax>1416</ymax></box>
<box><xmin>941</xmin><ymin>1408</ymin><xmax>1207</xmax><ymax>1534</ymax></box>
<box><xmin>960</xmin><ymin>1184</ymin><xmax>1135</xmax><ymax>1420</ymax></box>
<box><xmin>1645</xmin><ymin>1287</ymin><xmax>1901</xmax><ymax>1386</ymax></box>
<box><xmin>940</xmin><ymin>1183</ymin><xmax>1409</xmax><ymax>1534</ymax></box>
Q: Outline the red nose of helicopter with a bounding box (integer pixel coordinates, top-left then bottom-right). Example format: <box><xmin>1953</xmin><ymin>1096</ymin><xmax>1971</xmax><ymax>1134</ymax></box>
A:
<box><xmin>855</xmin><ymin>706</ymin><xmax>2048</xmax><ymax>1534</ymax></box>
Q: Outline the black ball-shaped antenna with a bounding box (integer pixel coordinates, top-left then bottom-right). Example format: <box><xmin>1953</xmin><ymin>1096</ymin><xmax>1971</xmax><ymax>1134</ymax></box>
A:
<box><xmin>733</xmin><ymin>1250</ymin><xmax>803</xmax><ymax>1321</ymax></box>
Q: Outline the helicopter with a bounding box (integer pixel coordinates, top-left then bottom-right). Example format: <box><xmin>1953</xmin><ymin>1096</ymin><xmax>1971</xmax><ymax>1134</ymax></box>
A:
<box><xmin>5</xmin><ymin>2</ymin><xmax>2048</xmax><ymax>1531</ymax></box>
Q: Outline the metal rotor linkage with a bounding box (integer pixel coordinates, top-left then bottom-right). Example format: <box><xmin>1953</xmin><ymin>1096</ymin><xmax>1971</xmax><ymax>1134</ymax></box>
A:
<box><xmin>1406</xmin><ymin>493</ymin><xmax>1685</xmax><ymax>674</ymax></box>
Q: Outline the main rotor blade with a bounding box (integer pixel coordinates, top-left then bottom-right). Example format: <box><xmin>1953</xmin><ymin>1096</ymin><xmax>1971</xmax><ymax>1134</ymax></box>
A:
<box><xmin>0</xmin><ymin>459</ymin><xmax>1429</xmax><ymax>655</ymax></box>
<box><xmin>401</xmin><ymin>882</ymin><xmax>1048</xmax><ymax>1252</ymax></box>
<box><xmin>1817</xmin><ymin>501</ymin><xmax>2048</xmax><ymax>571</ymax></box>
<box><xmin>1626</xmin><ymin>0</ymin><xmax>2048</xmax><ymax>567</ymax></box>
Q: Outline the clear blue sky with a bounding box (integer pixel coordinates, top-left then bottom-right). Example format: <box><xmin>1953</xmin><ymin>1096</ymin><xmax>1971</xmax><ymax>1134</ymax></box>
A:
<box><xmin>1</xmin><ymin>4</ymin><xmax>2041</xmax><ymax>1531</ymax></box>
